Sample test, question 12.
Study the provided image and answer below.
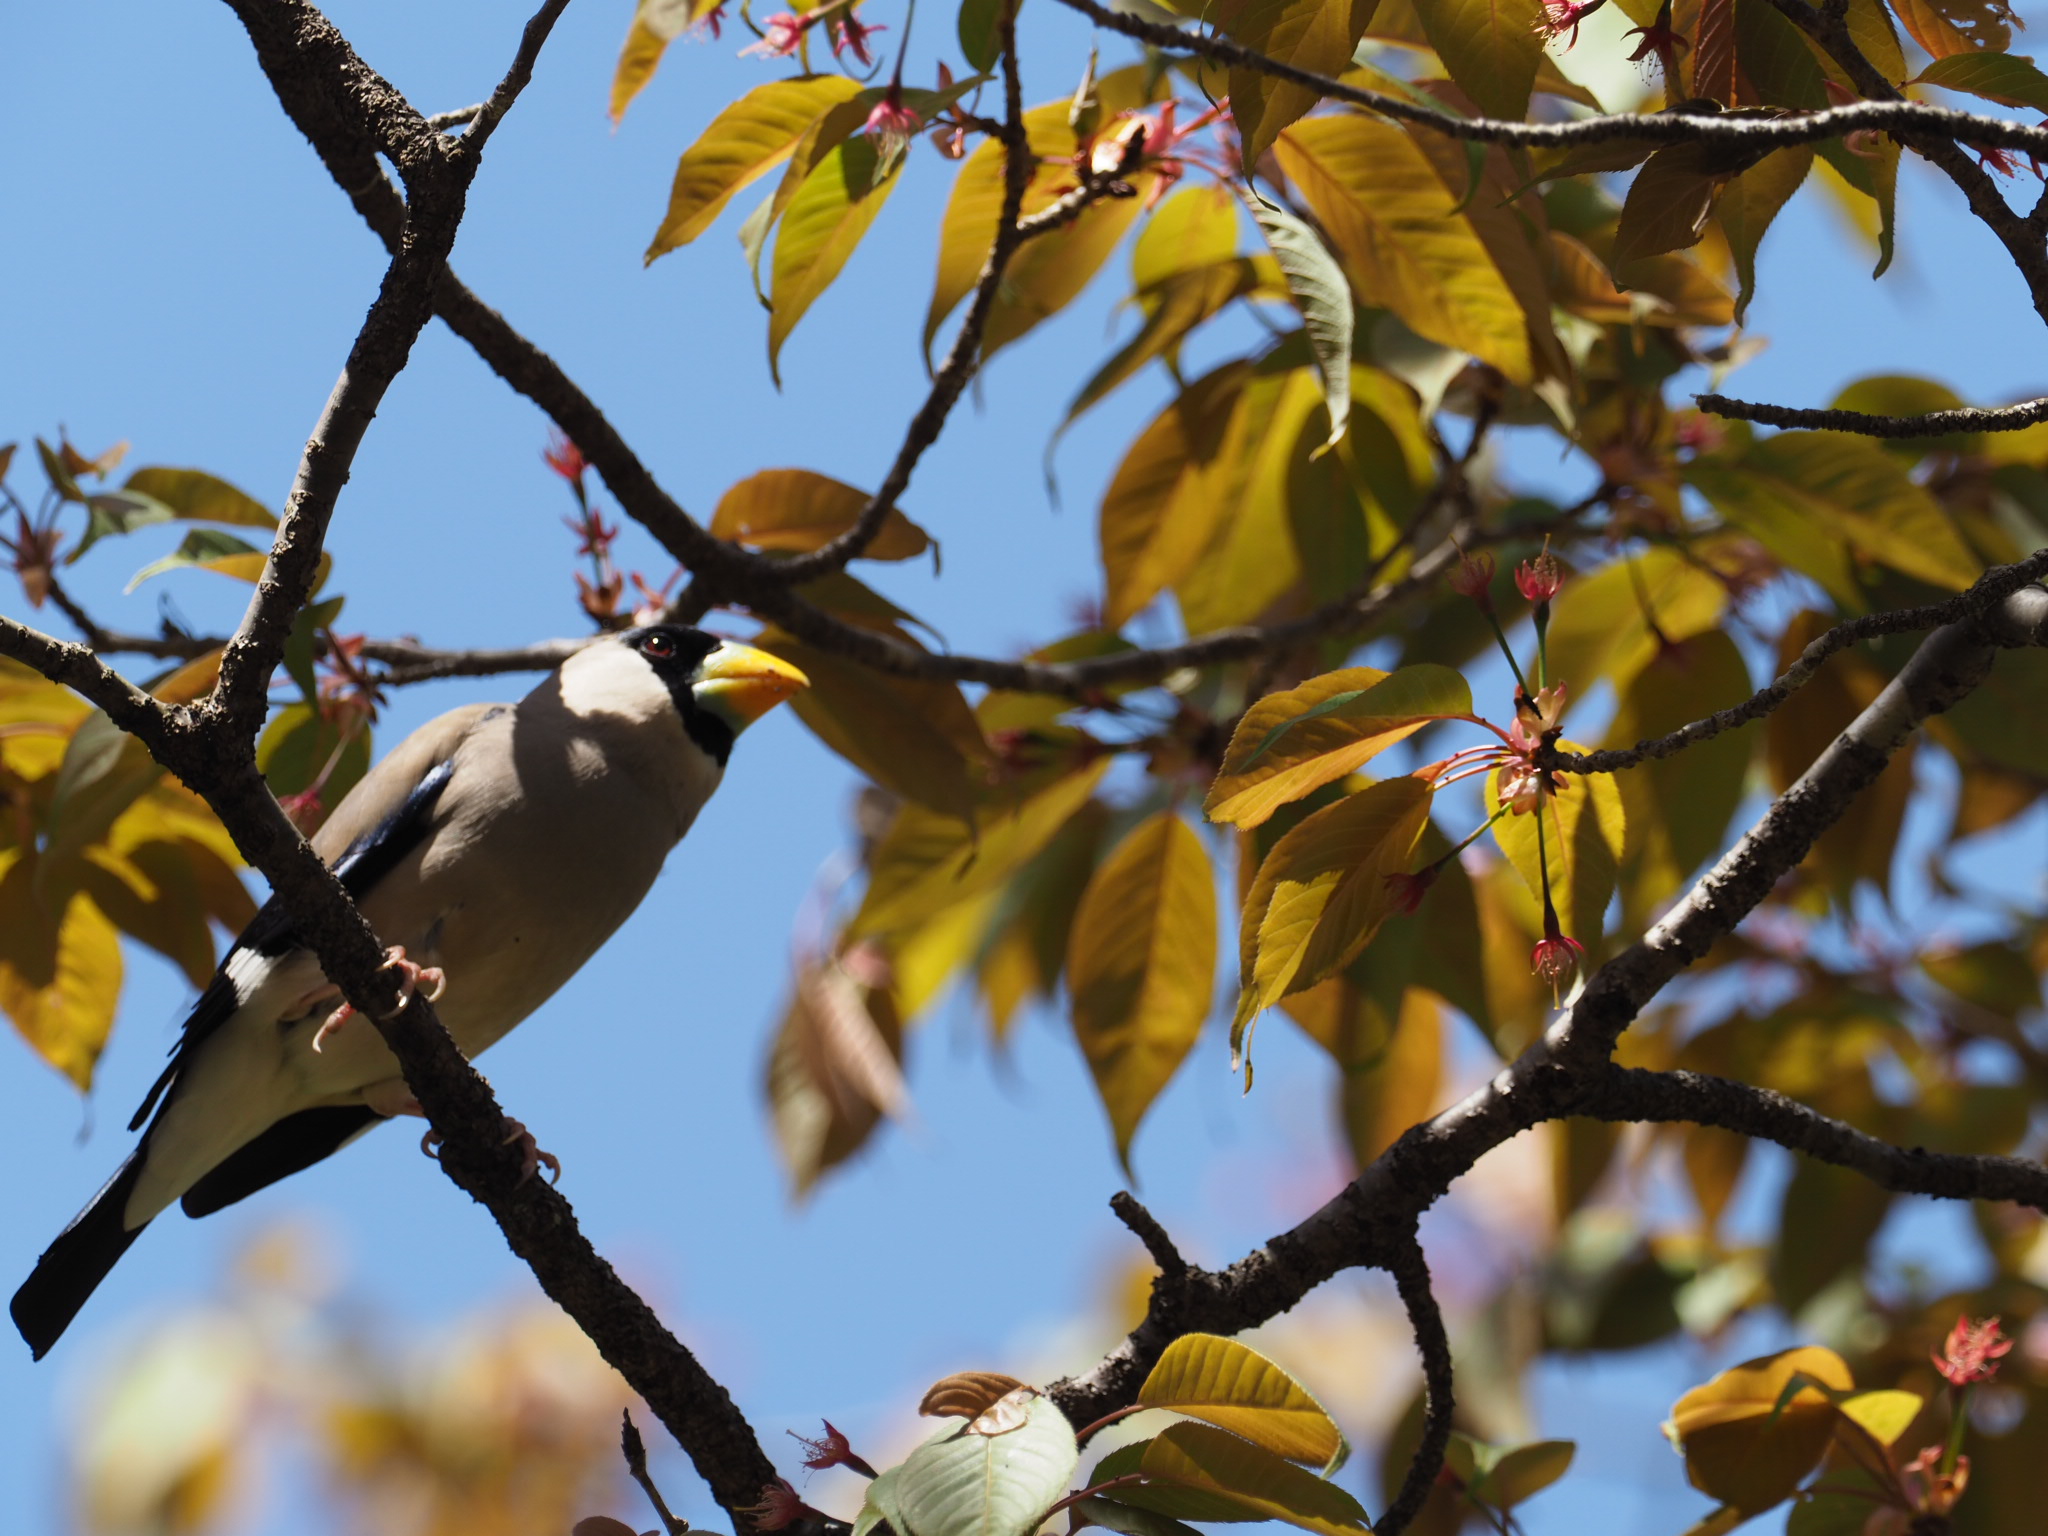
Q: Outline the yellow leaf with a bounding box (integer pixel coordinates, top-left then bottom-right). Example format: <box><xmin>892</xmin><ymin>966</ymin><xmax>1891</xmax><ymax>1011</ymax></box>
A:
<box><xmin>1837</xmin><ymin>1389</ymin><xmax>1923</xmax><ymax>1448</ymax></box>
<box><xmin>1234</xmin><ymin>777</ymin><xmax>1433</xmax><ymax>1067</ymax></box>
<box><xmin>1410</xmin><ymin>0</ymin><xmax>1545</xmax><ymax>120</ymax></box>
<box><xmin>1068</xmin><ymin>812</ymin><xmax>1216</xmax><ymax>1171</ymax></box>
<box><xmin>645</xmin><ymin>73</ymin><xmax>865</xmax><ymax>254</ymax></box>
<box><xmin>1338</xmin><ymin>986</ymin><xmax>1443</xmax><ymax>1167</ymax></box>
<box><xmin>711</xmin><ymin>467</ymin><xmax>931</xmax><ymax>561</ymax></box>
<box><xmin>1542</xmin><ymin>546</ymin><xmax>1729</xmax><ymax>696</ymax></box>
<box><xmin>610</xmin><ymin>0</ymin><xmax>709</xmax><ymax>123</ymax></box>
<box><xmin>1100</xmin><ymin>361</ymin><xmax>1257</xmax><ymax>627</ymax></box>
<box><xmin>1275</xmin><ymin>118</ymin><xmax>1533</xmax><ymax>382</ymax></box>
<box><xmin>1133</xmin><ymin>184</ymin><xmax>1242</xmax><ymax>290</ymax></box>
<box><xmin>754</xmin><ymin>631</ymin><xmax>987</xmax><ymax>820</ymax></box>
<box><xmin>1137</xmin><ymin>1422</ymin><xmax>1371</xmax><ymax>1536</ymax></box>
<box><xmin>852</xmin><ymin>760</ymin><xmax>1111</xmax><ymax>938</ymax></box>
<box><xmin>120</xmin><ymin>467</ymin><xmax>276</xmax><ymax>527</ymax></box>
<box><xmin>1890</xmin><ymin>0</ymin><xmax>2013</xmax><ymax>55</ymax></box>
<box><xmin>1206</xmin><ymin>665</ymin><xmax>1472</xmax><ymax>829</ymax></box>
<box><xmin>1487</xmin><ymin>744</ymin><xmax>1626</xmax><ymax>950</ymax></box>
<box><xmin>769</xmin><ymin>137</ymin><xmax>900</xmax><ymax>383</ymax></box>
<box><xmin>1221</xmin><ymin>0</ymin><xmax>1380</xmax><ymax>168</ymax></box>
<box><xmin>0</xmin><ymin>849</ymin><xmax>122</xmax><ymax>1089</ymax></box>
<box><xmin>983</xmin><ymin>193</ymin><xmax>1153</xmax><ymax>358</ymax></box>
<box><xmin>1716</xmin><ymin>146</ymin><xmax>1813</xmax><ymax>324</ymax></box>
<box><xmin>1665</xmin><ymin>1346</ymin><xmax>1851</xmax><ymax>1516</ymax></box>
<box><xmin>1137</xmin><ymin>1334</ymin><xmax>1348</xmax><ymax>1472</ymax></box>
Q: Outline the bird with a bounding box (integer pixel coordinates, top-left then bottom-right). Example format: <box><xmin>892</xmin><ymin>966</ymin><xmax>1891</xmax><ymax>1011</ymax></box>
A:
<box><xmin>11</xmin><ymin>624</ymin><xmax>807</xmax><ymax>1358</ymax></box>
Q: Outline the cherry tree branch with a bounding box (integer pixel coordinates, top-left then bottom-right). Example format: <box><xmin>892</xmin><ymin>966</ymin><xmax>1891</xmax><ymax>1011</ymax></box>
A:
<box><xmin>1697</xmin><ymin>392</ymin><xmax>2048</xmax><ymax>437</ymax></box>
<box><xmin>1378</xmin><ymin>1237</ymin><xmax>1455</xmax><ymax>1536</ymax></box>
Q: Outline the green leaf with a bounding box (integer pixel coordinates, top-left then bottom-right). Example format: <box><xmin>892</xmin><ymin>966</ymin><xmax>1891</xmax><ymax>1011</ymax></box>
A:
<box><xmin>959</xmin><ymin>0</ymin><xmax>1009</xmax><ymax>72</ymax></box>
<box><xmin>646</xmin><ymin>75</ymin><xmax>866</xmax><ymax>258</ymax></box>
<box><xmin>1275</xmin><ymin>117</ymin><xmax>1533</xmax><ymax>382</ymax></box>
<box><xmin>1542</xmin><ymin>547</ymin><xmax>1730</xmax><ymax>697</ymax></box>
<box><xmin>256</xmin><ymin>700</ymin><xmax>372</xmax><ymax>810</ymax></box>
<box><xmin>854</xmin><ymin>1464</ymin><xmax>909</xmax><ymax>1536</ymax></box>
<box><xmin>1715</xmin><ymin>146</ymin><xmax>1812</xmax><ymax>324</ymax></box>
<box><xmin>1487</xmin><ymin>742</ymin><xmax>1625</xmax><ymax>952</ymax></box>
<box><xmin>1136</xmin><ymin>1335</ymin><xmax>1348</xmax><ymax>1472</ymax></box>
<box><xmin>1221</xmin><ymin>0</ymin><xmax>1379</xmax><ymax>167</ymax></box>
<box><xmin>1206</xmin><ymin>665</ymin><xmax>1472</xmax><ymax>829</ymax></box>
<box><xmin>1612</xmin><ymin>144</ymin><xmax>1724</xmax><ymax>265</ymax></box>
<box><xmin>711</xmin><ymin>468</ymin><xmax>932</xmax><ymax>561</ymax></box>
<box><xmin>768</xmin><ymin>136</ymin><xmax>902</xmax><ymax>383</ymax></box>
<box><xmin>1251</xmin><ymin>200</ymin><xmax>1353</xmax><ymax>450</ymax></box>
<box><xmin>1771</xmin><ymin>1158</ymin><xmax>1891</xmax><ymax>1313</ymax></box>
<box><xmin>69</xmin><ymin>491</ymin><xmax>173</xmax><ymax>562</ymax></box>
<box><xmin>1918</xmin><ymin>49</ymin><xmax>2048</xmax><ymax>107</ymax></box>
<box><xmin>1068</xmin><ymin>812</ymin><xmax>1216</xmax><ymax>1173</ymax></box>
<box><xmin>894</xmin><ymin>1392</ymin><xmax>1079</xmax><ymax>1536</ymax></box>
<box><xmin>1829</xmin><ymin>374</ymin><xmax>1977</xmax><ymax>456</ymax></box>
<box><xmin>1476</xmin><ymin>1440</ymin><xmax>1575</xmax><ymax>1509</ymax></box>
<box><xmin>1136</xmin><ymin>1422</ymin><xmax>1372</xmax><ymax>1536</ymax></box>
<box><xmin>1070</xmin><ymin>1497</ymin><xmax>1204</xmax><ymax>1536</ymax></box>
<box><xmin>119</xmin><ymin>466</ymin><xmax>276</xmax><ymax>529</ymax></box>
<box><xmin>1091</xmin><ymin>1441</ymin><xmax>1265</xmax><ymax>1524</ymax></box>
<box><xmin>1409</xmin><ymin>0</ymin><xmax>1544</xmax><ymax>119</ymax></box>
<box><xmin>1063</xmin><ymin>260</ymin><xmax>1278</xmax><ymax>434</ymax></box>
<box><xmin>282</xmin><ymin>594</ymin><xmax>347</xmax><ymax>703</ymax></box>
<box><xmin>125</xmin><ymin>529</ymin><xmax>268</xmax><ymax>592</ymax></box>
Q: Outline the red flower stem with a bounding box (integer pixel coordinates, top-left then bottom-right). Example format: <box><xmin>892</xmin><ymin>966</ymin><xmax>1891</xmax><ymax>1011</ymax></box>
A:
<box><xmin>1942</xmin><ymin>1383</ymin><xmax>1972</xmax><ymax>1476</ymax></box>
<box><xmin>1483</xmin><ymin>608</ymin><xmax>1532</xmax><ymax>696</ymax></box>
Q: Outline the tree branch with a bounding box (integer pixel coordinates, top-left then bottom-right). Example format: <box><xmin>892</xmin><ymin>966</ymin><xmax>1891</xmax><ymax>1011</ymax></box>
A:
<box><xmin>1377</xmin><ymin>1238</ymin><xmax>1455</xmax><ymax>1536</ymax></box>
<box><xmin>1697</xmin><ymin>392</ymin><xmax>2048</xmax><ymax>437</ymax></box>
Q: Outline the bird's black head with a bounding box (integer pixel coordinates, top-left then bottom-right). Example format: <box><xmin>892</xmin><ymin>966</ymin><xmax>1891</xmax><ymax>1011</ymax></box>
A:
<box><xmin>618</xmin><ymin>625</ymin><xmax>807</xmax><ymax>767</ymax></box>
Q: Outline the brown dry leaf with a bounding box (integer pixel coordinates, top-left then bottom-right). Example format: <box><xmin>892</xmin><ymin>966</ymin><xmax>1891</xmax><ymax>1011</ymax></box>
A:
<box><xmin>919</xmin><ymin>1371</ymin><xmax>1030</xmax><ymax>1420</ymax></box>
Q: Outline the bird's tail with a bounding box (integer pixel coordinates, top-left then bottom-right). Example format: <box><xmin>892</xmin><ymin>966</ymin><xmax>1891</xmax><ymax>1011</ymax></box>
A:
<box><xmin>11</xmin><ymin>1146</ymin><xmax>152</xmax><ymax>1360</ymax></box>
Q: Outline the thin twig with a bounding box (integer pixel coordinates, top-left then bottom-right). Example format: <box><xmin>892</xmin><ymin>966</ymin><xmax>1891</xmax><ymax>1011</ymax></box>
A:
<box><xmin>1110</xmin><ymin>1192</ymin><xmax>1188</xmax><ymax>1278</ymax></box>
<box><xmin>1378</xmin><ymin>1238</ymin><xmax>1455</xmax><ymax>1536</ymax></box>
<box><xmin>1697</xmin><ymin>392</ymin><xmax>2048</xmax><ymax>438</ymax></box>
<box><xmin>429</xmin><ymin>102</ymin><xmax>485</xmax><ymax>130</ymax></box>
<box><xmin>624</xmin><ymin>1410</ymin><xmax>693</xmax><ymax>1536</ymax></box>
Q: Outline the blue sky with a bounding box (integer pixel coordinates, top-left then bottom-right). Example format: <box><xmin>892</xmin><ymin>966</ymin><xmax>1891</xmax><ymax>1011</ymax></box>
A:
<box><xmin>4</xmin><ymin>1</ymin><xmax>2047</xmax><ymax>1531</ymax></box>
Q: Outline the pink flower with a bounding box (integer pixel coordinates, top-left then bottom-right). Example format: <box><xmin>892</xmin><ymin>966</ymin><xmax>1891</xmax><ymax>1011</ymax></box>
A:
<box><xmin>740</xmin><ymin>12</ymin><xmax>808</xmax><ymax>58</ymax></box>
<box><xmin>278</xmin><ymin>786</ymin><xmax>326</xmax><ymax>834</ymax></box>
<box><xmin>1509</xmin><ymin>682</ymin><xmax>1567</xmax><ymax>753</ymax></box>
<box><xmin>742</xmin><ymin>1480</ymin><xmax>820</xmax><ymax>1532</ymax></box>
<box><xmin>1624</xmin><ymin>12</ymin><xmax>1690</xmax><ymax>75</ymax></box>
<box><xmin>1387</xmin><ymin>867</ymin><xmax>1439</xmax><ymax>916</ymax></box>
<box><xmin>865</xmin><ymin>87</ymin><xmax>922</xmax><ymax>158</ymax></box>
<box><xmin>1514</xmin><ymin>548</ymin><xmax>1565</xmax><ymax>605</ymax></box>
<box><xmin>1535</xmin><ymin>0</ymin><xmax>1606</xmax><ymax>47</ymax></box>
<box><xmin>1530</xmin><ymin>931</ymin><xmax>1584</xmax><ymax>999</ymax></box>
<box><xmin>542</xmin><ymin>430</ymin><xmax>587</xmax><ymax>485</ymax></box>
<box><xmin>831</xmin><ymin>11</ymin><xmax>884</xmax><ymax>66</ymax></box>
<box><xmin>1448</xmin><ymin>546</ymin><xmax>1496</xmax><ymax>607</ymax></box>
<box><xmin>789</xmin><ymin>1419</ymin><xmax>879</xmax><ymax>1476</ymax></box>
<box><xmin>1934</xmin><ymin>1314</ymin><xmax>2013</xmax><ymax>1387</ymax></box>
<box><xmin>693</xmin><ymin>1</ymin><xmax>727</xmax><ymax>39</ymax></box>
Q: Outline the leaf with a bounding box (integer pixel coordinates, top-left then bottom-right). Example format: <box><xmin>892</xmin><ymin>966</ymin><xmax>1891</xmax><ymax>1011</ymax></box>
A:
<box><xmin>1543</xmin><ymin>547</ymin><xmax>1730</xmax><ymax>695</ymax></box>
<box><xmin>125</xmin><ymin>529</ymin><xmax>266</xmax><ymax>591</ymax></box>
<box><xmin>1275</xmin><ymin>117</ymin><xmax>1533</xmax><ymax>382</ymax></box>
<box><xmin>1233</xmin><ymin>776</ymin><xmax>1434</xmax><ymax>1073</ymax></box>
<box><xmin>1837</xmin><ymin>1390</ymin><xmax>1922</xmax><ymax>1447</ymax></box>
<box><xmin>1135</xmin><ymin>1335</ymin><xmax>1348</xmax><ymax>1472</ymax></box>
<box><xmin>1477</xmin><ymin>1440</ymin><xmax>1575</xmax><ymax>1509</ymax></box>
<box><xmin>1664</xmin><ymin>1347</ymin><xmax>1852</xmax><ymax>1515</ymax></box>
<box><xmin>711</xmin><ymin>468</ymin><xmax>932</xmax><ymax>561</ymax></box>
<box><xmin>1099</xmin><ymin>361</ymin><xmax>1257</xmax><ymax>627</ymax></box>
<box><xmin>1221</xmin><ymin>0</ymin><xmax>1379</xmax><ymax>168</ymax></box>
<box><xmin>854</xmin><ymin>760</ymin><xmax>1111</xmax><ymax>938</ymax></box>
<box><xmin>1695</xmin><ymin>0</ymin><xmax>1737</xmax><ymax>101</ymax></box>
<box><xmin>1068</xmin><ymin>812</ymin><xmax>1216</xmax><ymax>1172</ymax></box>
<box><xmin>1830</xmin><ymin>374</ymin><xmax>1978</xmax><ymax>456</ymax></box>
<box><xmin>1770</xmin><ymin>1157</ymin><xmax>1891</xmax><ymax>1313</ymax></box>
<box><xmin>1133</xmin><ymin>184</ymin><xmax>1242</xmax><ymax>290</ymax></box>
<box><xmin>984</xmin><ymin>195</ymin><xmax>1153</xmax><ymax>359</ymax></box>
<box><xmin>1716</xmin><ymin>145</ymin><xmax>1812</xmax><ymax>324</ymax></box>
<box><xmin>1916</xmin><ymin>47</ymin><xmax>2048</xmax><ymax>108</ymax></box>
<box><xmin>119</xmin><ymin>466</ymin><xmax>276</xmax><ymax>528</ymax></box>
<box><xmin>1335</xmin><ymin>985</ymin><xmax>1443</xmax><ymax>1166</ymax></box>
<box><xmin>765</xmin><ymin>951</ymin><xmax>905</xmax><ymax>1196</ymax></box>
<box><xmin>610</xmin><ymin>0</ymin><xmax>702</xmax><ymax>123</ymax></box>
<box><xmin>646</xmin><ymin>75</ymin><xmax>867</xmax><ymax>257</ymax></box>
<box><xmin>1071</xmin><ymin>1497</ymin><xmax>1205</xmax><ymax>1536</ymax></box>
<box><xmin>0</xmin><ymin>849</ymin><xmax>122</xmax><ymax>1090</ymax></box>
<box><xmin>255</xmin><ymin>701</ymin><xmax>372</xmax><ymax>813</ymax></box>
<box><xmin>1409</xmin><ymin>0</ymin><xmax>1545</xmax><ymax>120</ymax></box>
<box><xmin>894</xmin><ymin>1391</ymin><xmax>1078</xmax><ymax>1536</ymax></box>
<box><xmin>769</xmin><ymin>135</ymin><xmax>901</xmax><ymax>384</ymax></box>
<box><xmin>1136</xmin><ymin>1422</ymin><xmax>1371</xmax><ymax>1536</ymax></box>
<box><xmin>69</xmin><ymin>491</ymin><xmax>172</xmax><ymax>562</ymax></box>
<box><xmin>959</xmin><ymin>0</ymin><xmax>1008</xmax><ymax>71</ymax></box>
<box><xmin>921</xmin><ymin>1373</ymin><xmax>1031</xmax><ymax>1420</ymax></box>
<box><xmin>1251</xmin><ymin>201</ymin><xmax>1353</xmax><ymax>450</ymax></box>
<box><xmin>1612</xmin><ymin>144</ymin><xmax>1725</xmax><ymax>265</ymax></box>
<box><xmin>1206</xmin><ymin>665</ymin><xmax>1472</xmax><ymax>829</ymax></box>
<box><xmin>1063</xmin><ymin>261</ymin><xmax>1277</xmax><ymax>435</ymax></box>
<box><xmin>855</xmin><ymin>1464</ymin><xmax>910</xmax><ymax>1536</ymax></box>
<box><xmin>755</xmin><ymin>631</ymin><xmax>988</xmax><ymax>820</ymax></box>
<box><xmin>1890</xmin><ymin>0</ymin><xmax>2015</xmax><ymax>56</ymax></box>
<box><xmin>1487</xmin><ymin>743</ymin><xmax>1626</xmax><ymax>949</ymax></box>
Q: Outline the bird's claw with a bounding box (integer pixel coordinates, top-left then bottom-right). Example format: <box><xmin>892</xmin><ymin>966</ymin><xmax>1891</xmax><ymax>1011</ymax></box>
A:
<box><xmin>418</xmin><ymin>1117</ymin><xmax>561</xmax><ymax>1187</ymax></box>
<box><xmin>311</xmin><ymin>946</ymin><xmax>447</xmax><ymax>1053</ymax></box>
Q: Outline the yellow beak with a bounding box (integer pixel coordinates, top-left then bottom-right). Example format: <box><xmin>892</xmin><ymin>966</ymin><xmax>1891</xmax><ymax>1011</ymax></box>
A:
<box><xmin>695</xmin><ymin>641</ymin><xmax>810</xmax><ymax>727</ymax></box>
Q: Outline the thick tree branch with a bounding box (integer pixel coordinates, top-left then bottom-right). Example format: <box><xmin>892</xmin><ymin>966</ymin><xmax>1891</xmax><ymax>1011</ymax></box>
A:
<box><xmin>1697</xmin><ymin>392</ymin><xmax>2048</xmax><ymax>437</ymax></box>
<box><xmin>1377</xmin><ymin>1238</ymin><xmax>1455</xmax><ymax>1536</ymax></box>
<box><xmin>1546</xmin><ymin>549</ymin><xmax>2048</xmax><ymax>774</ymax></box>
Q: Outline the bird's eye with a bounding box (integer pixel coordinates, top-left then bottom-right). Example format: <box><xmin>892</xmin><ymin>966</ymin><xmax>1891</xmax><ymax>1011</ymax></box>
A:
<box><xmin>641</xmin><ymin>632</ymin><xmax>675</xmax><ymax>659</ymax></box>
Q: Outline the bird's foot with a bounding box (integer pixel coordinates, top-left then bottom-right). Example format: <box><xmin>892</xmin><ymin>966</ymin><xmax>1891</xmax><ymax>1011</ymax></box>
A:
<box><xmin>417</xmin><ymin>1115</ymin><xmax>561</xmax><ymax>1187</ymax></box>
<box><xmin>310</xmin><ymin>947</ymin><xmax>447</xmax><ymax>1053</ymax></box>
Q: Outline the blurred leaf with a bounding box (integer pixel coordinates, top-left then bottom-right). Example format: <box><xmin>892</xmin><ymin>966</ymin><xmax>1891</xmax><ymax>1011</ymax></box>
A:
<box><xmin>1916</xmin><ymin>48</ymin><xmax>2048</xmax><ymax>109</ymax></box>
<box><xmin>1133</xmin><ymin>184</ymin><xmax>1242</xmax><ymax>290</ymax></box>
<box><xmin>894</xmin><ymin>1391</ymin><xmax>1078</xmax><ymax>1536</ymax></box>
<box><xmin>1830</xmin><ymin>374</ymin><xmax>1977</xmax><ymax>458</ymax></box>
<box><xmin>257</xmin><ymin>702</ymin><xmax>372</xmax><ymax>814</ymax></box>
<box><xmin>126</xmin><ymin>529</ymin><xmax>268</xmax><ymax>591</ymax></box>
<box><xmin>610</xmin><ymin>0</ymin><xmax>702</xmax><ymax>122</ymax></box>
<box><xmin>120</xmin><ymin>466</ymin><xmax>276</xmax><ymax>528</ymax></box>
<box><xmin>1221</xmin><ymin>0</ymin><xmax>1379</xmax><ymax>169</ymax></box>
<box><xmin>1921</xmin><ymin>939</ymin><xmax>2042</xmax><ymax>1021</ymax></box>
<box><xmin>70</xmin><ymin>491</ymin><xmax>173</xmax><ymax>562</ymax></box>
<box><xmin>975</xmin><ymin>800</ymin><xmax>1109</xmax><ymax>1038</ymax></box>
<box><xmin>1137</xmin><ymin>1422</ymin><xmax>1371</xmax><ymax>1536</ymax></box>
<box><xmin>959</xmin><ymin>0</ymin><xmax>1006</xmax><ymax>71</ymax></box>
<box><xmin>1665</xmin><ymin>1346</ymin><xmax>1852</xmax><ymax>1515</ymax></box>
<box><xmin>1838</xmin><ymin>1389</ymin><xmax>1921</xmax><ymax>1447</ymax></box>
<box><xmin>646</xmin><ymin>74</ymin><xmax>866</xmax><ymax>254</ymax></box>
<box><xmin>1251</xmin><ymin>200</ymin><xmax>1353</xmax><ymax>449</ymax></box>
<box><xmin>1409</xmin><ymin>0</ymin><xmax>1544</xmax><ymax>120</ymax></box>
<box><xmin>1068</xmin><ymin>811</ymin><xmax>1216</xmax><ymax>1172</ymax></box>
<box><xmin>712</xmin><ymin>467</ymin><xmax>932</xmax><ymax>561</ymax></box>
<box><xmin>1064</xmin><ymin>260</ymin><xmax>1279</xmax><ymax>434</ymax></box>
<box><xmin>1136</xmin><ymin>1334</ymin><xmax>1348</xmax><ymax>1472</ymax></box>
<box><xmin>1684</xmin><ymin>1125</ymin><xmax>1750</xmax><ymax>1235</ymax></box>
<box><xmin>1771</xmin><ymin>1157</ymin><xmax>1891</xmax><ymax>1313</ymax></box>
<box><xmin>1716</xmin><ymin>146</ymin><xmax>1812</xmax><ymax>324</ymax></box>
<box><xmin>0</xmin><ymin>848</ymin><xmax>122</xmax><ymax>1089</ymax></box>
<box><xmin>1337</xmin><ymin>985</ymin><xmax>1443</xmax><ymax>1167</ymax></box>
<box><xmin>1488</xmin><ymin>745</ymin><xmax>1626</xmax><ymax>950</ymax></box>
<box><xmin>766</xmin><ymin>952</ymin><xmax>905</xmax><ymax>1196</ymax></box>
<box><xmin>1072</xmin><ymin>1497</ymin><xmax>1205</xmax><ymax>1536</ymax></box>
<box><xmin>1612</xmin><ymin>145</ymin><xmax>1725</xmax><ymax>265</ymax></box>
<box><xmin>1543</xmin><ymin>547</ymin><xmax>1730</xmax><ymax>697</ymax></box>
<box><xmin>1474</xmin><ymin>1439</ymin><xmax>1575</xmax><ymax>1510</ymax></box>
<box><xmin>853</xmin><ymin>760</ymin><xmax>1111</xmax><ymax>938</ymax></box>
<box><xmin>1890</xmin><ymin>0</ymin><xmax>2014</xmax><ymax>56</ymax></box>
<box><xmin>1207</xmin><ymin>665</ymin><xmax>1471</xmax><ymax>829</ymax></box>
<box><xmin>1276</xmin><ymin>117</ymin><xmax>1534</xmax><ymax>381</ymax></box>
<box><xmin>769</xmin><ymin>136</ymin><xmax>901</xmax><ymax>384</ymax></box>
